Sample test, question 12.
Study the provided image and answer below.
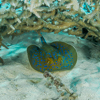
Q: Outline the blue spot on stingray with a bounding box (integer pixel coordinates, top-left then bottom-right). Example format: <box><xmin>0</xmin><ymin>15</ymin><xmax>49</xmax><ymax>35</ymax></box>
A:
<box><xmin>52</xmin><ymin>66</ymin><xmax>54</xmax><ymax>68</ymax></box>
<box><xmin>70</xmin><ymin>63</ymin><xmax>73</xmax><ymax>65</ymax></box>
<box><xmin>47</xmin><ymin>69</ymin><xmax>49</xmax><ymax>70</ymax></box>
<box><xmin>36</xmin><ymin>65</ymin><xmax>38</xmax><ymax>67</ymax></box>
<box><xmin>66</xmin><ymin>61</ymin><xmax>68</xmax><ymax>63</ymax></box>
<box><xmin>41</xmin><ymin>59</ymin><xmax>43</xmax><ymax>61</ymax></box>
<box><xmin>51</xmin><ymin>69</ymin><xmax>52</xmax><ymax>71</ymax></box>
<box><xmin>40</xmin><ymin>68</ymin><xmax>42</xmax><ymax>70</ymax></box>
<box><xmin>62</xmin><ymin>56</ymin><xmax>64</xmax><ymax>58</ymax></box>
<box><xmin>59</xmin><ymin>52</ymin><xmax>61</xmax><ymax>54</ymax></box>
<box><xmin>44</xmin><ymin>65</ymin><xmax>47</xmax><ymax>67</ymax></box>
<box><xmin>33</xmin><ymin>62</ymin><xmax>35</xmax><ymax>64</ymax></box>
<box><xmin>37</xmin><ymin>59</ymin><xmax>39</xmax><ymax>61</ymax></box>
<box><xmin>43</xmin><ymin>69</ymin><xmax>45</xmax><ymax>71</ymax></box>
<box><xmin>54</xmin><ymin>56</ymin><xmax>56</xmax><ymax>59</ymax></box>
<box><xmin>55</xmin><ymin>66</ymin><xmax>58</xmax><ymax>68</ymax></box>
<box><xmin>67</xmin><ymin>64</ymin><xmax>69</xmax><ymax>66</ymax></box>
<box><xmin>49</xmin><ymin>55</ymin><xmax>52</xmax><ymax>57</ymax></box>
<box><xmin>40</xmin><ymin>64</ymin><xmax>42</xmax><ymax>66</ymax></box>
<box><xmin>65</xmin><ymin>57</ymin><xmax>67</xmax><ymax>60</ymax></box>
<box><xmin>69</xmin><ymin>59</ymin><xmax>71</xmax><ymax>61</ymax></box>
<box><xmin>61</xmin><ymin>67</ymin><xmax>63</xmax><ymax>69</ymax></box>
<box><xmin>68</xmin><ymin>55</ymin><xmax>70</xmax><ymax>58</ymax></box>
<box><xmin>53</xmin><ymin>53</ymin><xmax>55</xmax><ymax>55</ymax></box>
<box><xmin>72</xmin><ymin>58</ymin><xmax>73</xmax><ymax>59</ymax></box>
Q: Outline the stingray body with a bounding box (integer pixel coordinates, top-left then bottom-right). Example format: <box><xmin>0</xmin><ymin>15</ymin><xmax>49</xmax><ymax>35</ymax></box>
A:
<box><xmin>27</xmin><ymin>36</ymin><xmax>77</xmax><ymax>73</ymax></box>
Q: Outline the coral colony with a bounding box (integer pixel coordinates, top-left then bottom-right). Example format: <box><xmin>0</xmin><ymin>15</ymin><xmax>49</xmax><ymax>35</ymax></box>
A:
<box><xmin>0</xmin><ymin>0</ymin><xmax>100</xmax><ymax>45</ymax></box>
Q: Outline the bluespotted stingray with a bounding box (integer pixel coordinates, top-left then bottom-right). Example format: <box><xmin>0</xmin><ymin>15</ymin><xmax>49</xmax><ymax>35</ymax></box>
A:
<box><xmin>27</xmin><ymin>35</ymin><xmax>77</xmax><ymax>73</ymax></box>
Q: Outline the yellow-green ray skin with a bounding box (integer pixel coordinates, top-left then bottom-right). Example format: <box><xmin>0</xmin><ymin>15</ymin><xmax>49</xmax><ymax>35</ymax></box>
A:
<box><xmin>27</xmin><ymin>41</ymin><xmax>77</xmax><ymax>73</ymax></box>
<box><xmin>50</xmin><ymin>41</ymin><xmax>77</xmax><ymax>70</ymax></box>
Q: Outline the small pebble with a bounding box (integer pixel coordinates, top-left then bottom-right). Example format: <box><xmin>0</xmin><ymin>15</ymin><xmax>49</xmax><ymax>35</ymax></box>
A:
<box><xmin>0</xmin><ymin>57</ymin><xmax>4</xmax><ymax>65</ymax></box>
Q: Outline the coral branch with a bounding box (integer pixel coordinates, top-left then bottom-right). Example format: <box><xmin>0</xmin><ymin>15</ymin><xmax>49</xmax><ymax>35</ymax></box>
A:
<box><xmin>44</xmin><ymin>21</ymin><xmax>77</xmax><ymax>30</ymax></box>
<box><xmin>17</xmin><ymin>25</ymin><xmax>43</xmax><ymax>30</ymax></box>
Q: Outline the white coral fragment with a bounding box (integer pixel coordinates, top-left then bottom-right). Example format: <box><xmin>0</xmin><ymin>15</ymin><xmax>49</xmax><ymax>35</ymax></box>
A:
<box><xmin>32</xmin><ymin>9</ymin><xmax>41</xmax><ymax>18</ymax></box>
<box><xmin>26</xmin><ymin>0</ymin><xmax>55</xmax><ymax>18</ymax></box>
<box><xmin>9</xmin><ymin>25</ymin><xmax>15</xmax><ymax>30</ymax></box>
<box><xmin>44</xmin><ymin>0</ymin><xmax>50</xmax><ymax>7</ymax></box>
<box><xmin>72</xmin><ymin>0</ymin><xmax>79</xmax><ymax>11</ymax></box>
<box><xmin>65</xmin><ymin>0</ymin><xmax>79</xmax><ymax>11</ymax></box>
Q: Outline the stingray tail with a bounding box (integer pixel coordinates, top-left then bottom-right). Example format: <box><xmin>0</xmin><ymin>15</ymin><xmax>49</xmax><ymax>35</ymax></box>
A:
<box><xmin>36</xmin><ymin>31</ymin><xmax>47</xmax><ymax>45</ymax></box>
<box><xmin>40</xmin><ymin>36</ymin><xmax>46</xmax><ymax>45</ymax></box>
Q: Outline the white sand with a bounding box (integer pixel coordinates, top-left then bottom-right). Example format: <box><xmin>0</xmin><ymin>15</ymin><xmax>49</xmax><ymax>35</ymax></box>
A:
<box><xmin>0</xmin><ymin>31</ymin><xmax>100</xmax><ymax>100</ymax></box>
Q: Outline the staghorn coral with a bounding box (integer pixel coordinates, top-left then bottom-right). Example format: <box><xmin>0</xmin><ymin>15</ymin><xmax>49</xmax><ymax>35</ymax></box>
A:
<box><xmin>0</xmin><ymin>0</ymin><xmax>100</xmax><ymax>51</ymax></box>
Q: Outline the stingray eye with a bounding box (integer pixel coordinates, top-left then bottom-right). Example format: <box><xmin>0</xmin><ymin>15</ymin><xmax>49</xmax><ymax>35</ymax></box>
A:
<box><xmin>46</xmin><ymin>57</ymin><xmax>54</xmax><ymax>65</ymax></box>
<box><xmin>57</xmin><ymin>56</ymin><xmax>62</xmax><ymax>63</ymax></box>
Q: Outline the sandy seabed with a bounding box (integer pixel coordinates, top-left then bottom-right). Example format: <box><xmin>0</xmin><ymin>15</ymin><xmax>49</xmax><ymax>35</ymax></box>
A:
<box><xmin>0</xmin><ymin>31</ymin><xmax>100</xmax><ymax>100</ymax></box>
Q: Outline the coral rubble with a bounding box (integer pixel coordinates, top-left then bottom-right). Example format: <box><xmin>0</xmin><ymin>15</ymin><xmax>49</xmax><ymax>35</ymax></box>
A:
<box><xmin>43</xmin><ymin>71</ymin><xmax>78</xmax><ymax>100</ymax></box>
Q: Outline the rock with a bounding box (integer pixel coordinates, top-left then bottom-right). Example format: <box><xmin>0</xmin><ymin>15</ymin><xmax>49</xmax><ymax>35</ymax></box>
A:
<box><xmin>0</xmin><ymin>57</ymin><xmax>4</xmax><ymax>65</ymax></box>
